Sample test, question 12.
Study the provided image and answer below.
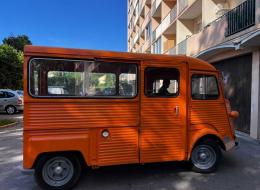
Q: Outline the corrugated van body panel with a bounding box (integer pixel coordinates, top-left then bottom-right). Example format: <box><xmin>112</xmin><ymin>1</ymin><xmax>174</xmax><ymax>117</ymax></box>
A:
<box><xmin>25</xmin><ymin>101</ymin><xmax>139</xmax><ymax>129</ymax></box>
<box><xmin>97</xmin><ymin>127</ymin><xmax>139</xmax><ymax>166</ymax></box>
<box><xmin>189</xmin><ymin>71</ymin><xmax>230</xmax><ymax>138</ymax></box>
<box><xmin>190</xmin><ymin>100</ymin><xmax>229</xmax><ymax>136</ymax></box>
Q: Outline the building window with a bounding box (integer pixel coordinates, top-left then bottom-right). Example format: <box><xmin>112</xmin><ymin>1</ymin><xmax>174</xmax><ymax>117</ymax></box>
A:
<box><xmin>191</xmin><ymin>74</ymin><xmax>219</xmax><ymax>100</ymax></box>
<box><xmin>29</xmin><ymin>58</ymin><xmax>137</xmax><ymax>98</ymax></box>
<box><xmin>145</xmin><ymin>22</ymin><xmax>151</xmax><ymax>41</ymax></box>
<box><xmin>145</xmin><ymin>67</ymin><xmax>179</xmax><ymax>97</ymax></box>
<box><xmin>152</xmin><ymin>37</ymin><xmax>161</xmax><ymax>54</ymax></box>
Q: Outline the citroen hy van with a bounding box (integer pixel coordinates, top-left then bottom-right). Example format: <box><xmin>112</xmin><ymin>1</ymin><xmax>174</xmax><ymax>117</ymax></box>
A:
<box><xmin>23</xmin><ymin>46</ymin><xmax>238</xmax><ymax>190</ymax></box>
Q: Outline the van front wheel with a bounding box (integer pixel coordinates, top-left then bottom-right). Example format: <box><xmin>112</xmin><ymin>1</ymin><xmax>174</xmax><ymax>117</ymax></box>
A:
<box><xmin>35</xmin><ymin>154</ymin><xmax>82</xmax><ymax>190</ymax></box>
<box><xmin>190</xmin><ymin>140</ymin><xmax>221</xmax><ymax>173</ymax></box>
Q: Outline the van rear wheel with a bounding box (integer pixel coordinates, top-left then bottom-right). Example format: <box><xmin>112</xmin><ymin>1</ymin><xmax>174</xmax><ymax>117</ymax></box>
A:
<box><xmin>190</xmin><ymin>140</ymin><xmax>221</xmax><ymax>173</ymax></box>
<box><xmin>35</xmin><ymin>153</ymin><xmax>82</xmax><ymax>190</ymax></box>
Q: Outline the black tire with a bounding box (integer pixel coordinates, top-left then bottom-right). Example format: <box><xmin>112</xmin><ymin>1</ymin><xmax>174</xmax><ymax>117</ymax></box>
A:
<box><xmin>190</xmin><ymin>140</ymin><xmax>222</xmax><ymax>173</ymax></box>
<box><xmin>34</xmin><ymin>153</ymin><xmax>82</xmax><ymax>190</ymax></box>
<box><xmin>5</xmin><ymin>105</ymin><xmax>16</xmax><ymax>115</ymax></box>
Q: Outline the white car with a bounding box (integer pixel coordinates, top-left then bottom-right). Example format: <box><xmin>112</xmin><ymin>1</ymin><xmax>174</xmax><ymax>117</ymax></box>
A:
<box><xmin>0</xmin><ymin>89</ymin><xmax>24</xmax><ymax>114</ymax></box>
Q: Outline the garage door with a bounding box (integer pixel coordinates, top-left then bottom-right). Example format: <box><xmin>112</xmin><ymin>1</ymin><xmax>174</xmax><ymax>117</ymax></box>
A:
<box><xmin>213</xmin><ymin>54</ymin><xmax>252</xmax><ymax>133</ymax></box>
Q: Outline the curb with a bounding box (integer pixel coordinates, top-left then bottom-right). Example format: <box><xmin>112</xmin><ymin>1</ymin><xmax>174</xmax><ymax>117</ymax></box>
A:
<box><xmin>0</xmin><ymin>121</ymin><xmax>18</xmax><ymax>129</ymax></box>
<box><xmin>235</xmin><ymin>130</ymin><xmax>260</xmax><ymax>145</ymax></box>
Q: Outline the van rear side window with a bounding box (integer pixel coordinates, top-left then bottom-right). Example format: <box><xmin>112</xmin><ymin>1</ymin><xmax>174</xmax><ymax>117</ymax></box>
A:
<box><xmin>191</xmin><ymin>74</ymin><xmax>219</xmax><ymax>100</ymax></box>
<box><xmin>29</xmin><ymin>58</ymin><xmax>137</xmax><ymax>98</ymax></box>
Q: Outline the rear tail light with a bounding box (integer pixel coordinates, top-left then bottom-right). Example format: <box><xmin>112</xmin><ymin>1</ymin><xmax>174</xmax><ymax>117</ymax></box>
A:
<box><xmin>18</xmin><ymin>99</ymin><xmax>23</xmax><ymax>105</ymax></box>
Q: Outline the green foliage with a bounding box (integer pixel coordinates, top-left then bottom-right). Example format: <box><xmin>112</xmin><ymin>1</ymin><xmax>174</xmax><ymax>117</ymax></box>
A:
<box><xmin>47</xmin><ymin>72</ymin><xmax>116</xmax><ymax>95</ymax></box>
<box><xmin>0</xmin><ymin>44</ymin><xmax>24</xmax><ymax>89</ymax></box>
<box><xmin>2</xmin><ymin>35</ymin><xmax>32</xmax><ymax>52</ymax></box>
<box><xmin>89</xmin><ymin>73</ymin><xmax>115</xmax><ymax>90</ymax></box>
<box><xmin>0</xmin><ymin>119</ymin><xmax>15</xmax><ymax>127</ymax></box>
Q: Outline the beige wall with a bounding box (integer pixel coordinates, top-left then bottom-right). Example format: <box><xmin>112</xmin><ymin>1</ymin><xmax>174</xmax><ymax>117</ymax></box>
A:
<box><xmin>228</xmin><ymin>0</ymin><xmax>247</xmax><ymax>9</ymax></box>
<box><xmin>176</xmin><ymin>19</ymin><xmax>193</xmax><ymax>43</ymax></box>
<box><xmin>202</xmin><ymin>0</ymin><xmax>226</xmax><ymax>27</ymax></box>
<box><xmin>187</xmin><ymin>16</ymin><xmax>227</xmax><ymax>56</ymax></box>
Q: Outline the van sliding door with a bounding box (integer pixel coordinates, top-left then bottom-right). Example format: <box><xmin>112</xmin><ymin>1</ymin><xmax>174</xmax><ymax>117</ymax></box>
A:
<box><xmin>140</xmin><ymin>61</ymin><xmax>187</xmax><ymax>163</ymax></box>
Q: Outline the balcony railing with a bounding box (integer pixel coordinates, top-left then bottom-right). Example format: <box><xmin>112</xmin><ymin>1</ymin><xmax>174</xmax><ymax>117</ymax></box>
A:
<box><xmin>169</xmin><ymin>46</ymin><xmax>177</xmax><ymax>55</ymax></box>
<box><xmin>152</xmin><ymin>5</ymin><xmax>177</xmax><ymax>42</ymax></box>
<box><xmin>178</xmin><ymin>0</ymin><xmax>188</xmax><ymax>14</ymax></box>
<box><xmin>225</xmin><ymin>0</ymin><xmax>255</xmax><ymax>37</ymax></box>
<box><xmin>141</xmin><ymin>37</ymin><xmax>151</xmax><ymax>53</ymax></box>
<box><xmin>170</xmin><ymin>6</ymin><xmax>177</xmax><ymax>23</ymax></box>
<box><xmin>151</xmin><ymin>0</ymin><xmax>162</xmax><ymax>15</ymax></box>
<box><xmin>178</xmin><ymin>39</ymin><xmax>187</xmax><ymax>55</ymax></box>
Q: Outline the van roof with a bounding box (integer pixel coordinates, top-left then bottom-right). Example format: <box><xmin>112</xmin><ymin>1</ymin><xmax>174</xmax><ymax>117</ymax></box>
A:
<box><xmin>24</xmin><ymin>45</ymin><xmax>216</xmax><ymax>71</ymax></box>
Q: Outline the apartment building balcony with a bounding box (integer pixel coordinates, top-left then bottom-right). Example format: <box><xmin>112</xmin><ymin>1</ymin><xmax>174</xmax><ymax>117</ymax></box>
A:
<box><xmin>177</xmin><ymin>39</ymin><xmax>187</xmax><ymax>55</ymax></box>
<box><xmin>178</xmin><ymin>0</ymin><xmax>201</xmax><ymax>20</ymax></box>
<box><xmin>178</xmin><ymin>0</ymin><xmax>197</xmax><ymax>14</ymax></box>
<box><xmin>141</xmin><ymin>37</ymin><xmax>152</xmax><ymax>53</ymax></box>
<box><xmin>141</xmin><ymin>10</ymin><xmax>151</xmax><ymax>32</ymax></box>
<box><xmin>184</xmin><ymin>0</ymin><xmax>258</xmax><ymax>58</ymax></box>
<box><xmin>163</xmin><ymin>38</ymin><xmax>176</xmax><ymax>54</ymax></box>
<box><xmin>151</xmin><ymin>0</ymin><xmax>162</xmax><ymax>16</ymax></box>
<box><xmin>133</xmin><ymin>32</ymin><xmax>139</xmax><ymax>46</ymax></box>
<box><xmin>152</xmin><ymin>5</ymin><xmax>177</xmax><ymax>42</ymax></box>
<box><xmin>135</xmin><ymin>0</ymin><xmax>146</xmax><ymax>27</ymax></box>
<box><xmin>225</xmin><ymin>0</ymin><xmax>255</xmax><ymax>36</ymax></box>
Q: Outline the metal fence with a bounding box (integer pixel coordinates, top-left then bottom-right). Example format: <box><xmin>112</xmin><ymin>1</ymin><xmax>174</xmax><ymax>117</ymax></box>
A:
<box><xmin>225</xmin><ymin>0</ymin><xmax>255</xmax><ymax>37</ymax></box>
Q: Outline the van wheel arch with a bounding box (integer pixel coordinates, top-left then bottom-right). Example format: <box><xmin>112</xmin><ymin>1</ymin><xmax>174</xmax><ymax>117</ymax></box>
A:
<box><xmin>192</xmin><ymin>134</ymin><xmax>226</xmax><ymax>154</ymax></box>
<box><xmin>188</xmin><ymin>134</ymin><xmax>225</xmax><ymax>173</ymax></box>
<box><xmin>32</xmin><ymin>151</ymin><xmax>87</xmax><ymax>169</ymax></box>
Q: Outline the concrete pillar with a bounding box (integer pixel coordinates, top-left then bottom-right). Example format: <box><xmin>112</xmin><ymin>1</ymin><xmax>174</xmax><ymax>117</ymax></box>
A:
<box><xmin>256</xmin><ymin>0</ymin><xmax>260</xmax><ymax>25</ymax></box>
<box><xmin>250</xmin><ymin>49</ymin><xmax>260</xmax><ymax>140</ymax></box>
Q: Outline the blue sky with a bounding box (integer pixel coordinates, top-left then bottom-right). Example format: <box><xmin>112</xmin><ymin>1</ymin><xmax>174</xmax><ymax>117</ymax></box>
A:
<box><xmin>0</xmin><ymin>0</ymin><xmax>127</xmax><ymax>51</ymax></box>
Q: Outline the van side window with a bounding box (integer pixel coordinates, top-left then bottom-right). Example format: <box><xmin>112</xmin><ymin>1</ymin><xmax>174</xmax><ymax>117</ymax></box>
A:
<box><xmin>191</xmin><ymin>74</ymin><xmax>219</xmax><ymax>100</ymax></box>
<box><xmin>29</xmin><ymin>58</ymin><xmax>137</xmax><ymax>98</ymax></box>
<box><xmin>119</xmin><ymin>73</ymin><xmax>136</xmax><ymax>96</ymax></box>
<box><xmin>145</xmin><ymin>67</ymin><xmax>179</xmax><ymax>97</ymax></box>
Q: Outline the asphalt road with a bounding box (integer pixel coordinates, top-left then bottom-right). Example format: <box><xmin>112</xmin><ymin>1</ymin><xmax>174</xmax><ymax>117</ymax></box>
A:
<box><xmin>0</xmin><ymin>112</ymin><xmax>23</xmax><ymax>122</ymax></box>
<box><xmin>0</xmin><ymin>121</ymin><xmax>260</xmax><ymax>190</ymax></box>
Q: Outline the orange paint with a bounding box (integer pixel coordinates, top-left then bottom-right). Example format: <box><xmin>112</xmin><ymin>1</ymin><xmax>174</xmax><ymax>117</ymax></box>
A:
<box><xmin>23</xmin><ymin>46</ymin><xmax>237</xmax><ymax>169</ymax></box>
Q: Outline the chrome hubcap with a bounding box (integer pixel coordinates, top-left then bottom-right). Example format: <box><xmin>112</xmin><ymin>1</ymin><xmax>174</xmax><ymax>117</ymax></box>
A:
<box><xmin>54</xmin><ymin>166</ymin><xmax>63</xmax><ymax>174</ymax></box>
<box><xmin>191</xmin><ymin>145</ymin><xmax>217</xmax><ymax>170</ymax></box>
<box><xmin>199</xmin><ymin>152</ymin><xmax>207</xmax><ymax>160</ymax></box>
<box><xmin>42</xmin><ymin>157</ymin><xmax>74</xmax><ymax>187</ymax></box>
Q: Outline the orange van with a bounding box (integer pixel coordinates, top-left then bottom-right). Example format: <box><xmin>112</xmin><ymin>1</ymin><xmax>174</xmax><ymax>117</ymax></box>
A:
<box><xmin>23</xmin><ymin>46</ymin><xmax>238</xmax><ymax>190</ymax></box>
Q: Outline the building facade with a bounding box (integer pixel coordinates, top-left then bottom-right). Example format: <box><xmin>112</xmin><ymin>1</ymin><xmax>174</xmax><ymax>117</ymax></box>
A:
<box><xmin>127</xmin><ymin>0</ymin><xmax>260</xmax><ymax>139</ymax></box>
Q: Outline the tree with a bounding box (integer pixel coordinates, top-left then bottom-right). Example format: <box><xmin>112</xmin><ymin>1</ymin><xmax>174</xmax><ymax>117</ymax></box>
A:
<box><xmin>2</xmin><ymin>35</ymin><xmax>32</xmax><ymax>52</ymax></box>
<box><xmin>0</xmin><ymin>44</ymin><xmax>23</xmax><ymax>89</ymax></box>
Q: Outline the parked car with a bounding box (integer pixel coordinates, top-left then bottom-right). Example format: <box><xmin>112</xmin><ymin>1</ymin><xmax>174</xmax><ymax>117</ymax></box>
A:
<box><xmin>0</xmin><ymin>89</ymin><xmax>24</xmax><ymax>114</ymax></box>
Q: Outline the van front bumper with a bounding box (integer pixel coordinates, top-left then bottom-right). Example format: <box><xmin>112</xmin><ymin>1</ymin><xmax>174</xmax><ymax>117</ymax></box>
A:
<box><xmin>235</xmin><ymin>138</ymin><xmax>239</xmax><ymax>147</ymax></box>
<box><xmin>224</xmin><ymin>135</ymin><xmax>239</xmax><ymax>151</ymax></box>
